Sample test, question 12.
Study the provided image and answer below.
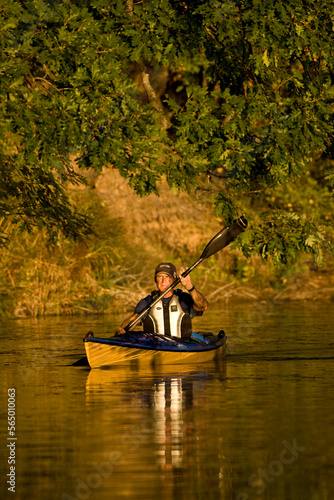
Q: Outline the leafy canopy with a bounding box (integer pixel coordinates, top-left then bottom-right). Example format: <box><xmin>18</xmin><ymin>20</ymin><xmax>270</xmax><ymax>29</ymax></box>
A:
<box><xmin>0</xmin><ymin>0</ymin><xmax>333</xmax><ymax>264</ymax></box>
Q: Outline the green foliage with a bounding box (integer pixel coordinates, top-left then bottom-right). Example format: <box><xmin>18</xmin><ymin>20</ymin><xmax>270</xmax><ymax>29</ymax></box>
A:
<box><xmin>214</xmin><ymin>192</ymin><xmax>238</xmax><ymax>225</ymax></box>
<box><xmin>324</xmin><ymin>169</ymin><xmax>334</xmax><ymax>194</ymax></box>
<box><xmin>235</xmin><ymin>211</ymin><xmax>326</xmax><ymax>267</ymax></box>
<box><xmin>0</xmin><ymin>0</ymin><xmax>167</xmax><ymax>240</ymax></box>
<box><xmin>0</xmin><ymin>0</ymin><xmax>334</xmax><ymax>267</ymax></box>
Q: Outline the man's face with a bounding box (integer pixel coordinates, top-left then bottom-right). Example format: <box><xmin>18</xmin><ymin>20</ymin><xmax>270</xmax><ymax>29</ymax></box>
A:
<box><xmin>156</xmin><ymin>273</ymin><xmax>175</xmax><ymax>292</ymax></box>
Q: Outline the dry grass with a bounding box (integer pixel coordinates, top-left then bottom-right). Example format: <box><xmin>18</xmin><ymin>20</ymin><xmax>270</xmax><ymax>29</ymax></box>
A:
<box><xmin>95</xmin><ymin>168</ymin><xmax>221</xmax><ymax>258</ymax></box>
<box><xmin>274</xmin><ymin>274</ymin><xmax>334</xmax><ymax>301</ymax></box>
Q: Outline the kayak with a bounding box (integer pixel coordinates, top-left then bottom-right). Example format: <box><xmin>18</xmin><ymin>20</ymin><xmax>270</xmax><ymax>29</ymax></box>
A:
<box><xmin>83</xmin><ymin>330</ymin><xmax>226</xmax><ymax>369</ymax></box>
<box><xmin>84</xmin><ymin>331</ymin><xmax>226</xmax><ymax>369</ymax></box>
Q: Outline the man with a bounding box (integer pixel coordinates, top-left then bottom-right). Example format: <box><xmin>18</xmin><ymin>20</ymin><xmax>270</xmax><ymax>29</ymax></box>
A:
<box><xmin>115</xmin><ymin>262</ymin><xmax>208</xmax><ymax>339</ymax></box>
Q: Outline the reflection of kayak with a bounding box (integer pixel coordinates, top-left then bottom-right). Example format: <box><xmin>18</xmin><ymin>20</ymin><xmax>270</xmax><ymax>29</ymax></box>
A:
<box><xmin>83</xmin><ymin>331</ymin><xmax>226</xmax><ymax>369</ymax></box>
<box><xmin>85</xmin><ymin>365</ymin><xmax>222</xmax><ymax>403</ymax></box>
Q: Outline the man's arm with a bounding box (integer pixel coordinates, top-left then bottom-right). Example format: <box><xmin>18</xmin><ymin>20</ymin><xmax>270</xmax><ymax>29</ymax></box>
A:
<box><xmin>115</xmin><ymin>313</ymin><xmax>139</xmax><ymax>335</ymax></box>
<box><xmin>188</xmin><ymin>287</ymin><xmax>208</xmax><ymax>312</ymax></box>
<box><xmin>178</xmin><ymin>267</ymin><xmax>208</xmax><ymax>312</ymax></box>
<box><xmin>115</xmin><ymin>294</ymin><xmax>153</xmax><ymax>335</ymax></box>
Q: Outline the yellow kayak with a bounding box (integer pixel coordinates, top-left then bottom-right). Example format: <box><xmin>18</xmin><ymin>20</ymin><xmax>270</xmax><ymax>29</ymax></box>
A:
<box><xmin>83</xmin><ymin>331</ymin><xmax>226</xmax><ymax>369</ymax></box>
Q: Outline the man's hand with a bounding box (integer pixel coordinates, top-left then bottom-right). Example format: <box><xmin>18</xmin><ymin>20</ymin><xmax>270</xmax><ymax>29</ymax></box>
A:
<box><xmin>179</xmin><ymin>267</ymin><xmax>194</xmax><ymax>291</ymax></box>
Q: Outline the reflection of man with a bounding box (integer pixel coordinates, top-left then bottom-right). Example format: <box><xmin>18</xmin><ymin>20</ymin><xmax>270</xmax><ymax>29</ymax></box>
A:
<box><xmin>154</xmin><ymin>377</ymin><xmax>185</xmax><ymax>470</ymax></box>
<box><xmin>115</xmin><ymin>262</ymin><xmax>208</xmax><ymax>338</ymax></box>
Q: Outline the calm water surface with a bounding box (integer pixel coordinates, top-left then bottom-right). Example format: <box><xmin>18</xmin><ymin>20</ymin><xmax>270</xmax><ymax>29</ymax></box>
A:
<box><xmin>1</xmin><ymin>301</ymin><xmax>334</xmax><ymax>500</ymax></box>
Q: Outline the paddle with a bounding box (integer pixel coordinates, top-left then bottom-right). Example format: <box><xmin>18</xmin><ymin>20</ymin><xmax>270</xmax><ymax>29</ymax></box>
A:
<box><xmin>124</xmin><ymin>216</ymin><xmax>247</xmax><ymax>332</ymax></box>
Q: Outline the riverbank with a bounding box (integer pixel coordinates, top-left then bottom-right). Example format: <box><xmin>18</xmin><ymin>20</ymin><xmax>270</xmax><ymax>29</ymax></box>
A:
<box><xmin>0</xmin><ymin>169</ymin><xmax>333</xmax><ymax>318</ymax></box>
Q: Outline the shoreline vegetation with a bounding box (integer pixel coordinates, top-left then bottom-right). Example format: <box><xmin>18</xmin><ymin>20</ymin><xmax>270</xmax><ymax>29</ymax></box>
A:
<box><xmin>1</xmin><ymin>169</ymin><xmax>334</xmax><ymax>319</ymax></box>
<box><xmin>2</xmin><ymin>1</ymin><xmax>334</xmax><ymax>319</ymax></box>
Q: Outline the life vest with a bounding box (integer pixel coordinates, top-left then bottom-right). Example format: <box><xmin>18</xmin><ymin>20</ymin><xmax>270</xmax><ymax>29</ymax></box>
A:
<box><xmin>143</xmin><ymin>292</ymin><xmax>192</xmax><ymax>339</ymax></box>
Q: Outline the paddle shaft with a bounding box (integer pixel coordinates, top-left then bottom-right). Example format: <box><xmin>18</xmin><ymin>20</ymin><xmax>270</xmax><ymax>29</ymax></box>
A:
<box><xmin>124</xmin><ymin>217</ymin><xmax>247</xmax><ymax>332</ymax></box>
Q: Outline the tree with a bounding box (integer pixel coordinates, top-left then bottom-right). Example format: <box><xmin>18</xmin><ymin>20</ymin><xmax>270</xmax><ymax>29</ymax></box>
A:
<box><xmin>1</xmin><ymin>0</ymin><xmax>333</xmax><ymax>264</ymax></box>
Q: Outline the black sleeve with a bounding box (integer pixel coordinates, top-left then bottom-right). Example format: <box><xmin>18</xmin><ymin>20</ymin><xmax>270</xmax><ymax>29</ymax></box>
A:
<box><xmin>134</xmin><ymin>294</ymin><xmax>153</xmax><ymax>315</ymax></box>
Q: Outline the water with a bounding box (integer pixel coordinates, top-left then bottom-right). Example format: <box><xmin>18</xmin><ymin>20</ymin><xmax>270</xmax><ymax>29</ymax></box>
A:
<box><xmin>1</xmin><ymin>301</ymin><xmax>334</xmax><ymax>500</ymax></box>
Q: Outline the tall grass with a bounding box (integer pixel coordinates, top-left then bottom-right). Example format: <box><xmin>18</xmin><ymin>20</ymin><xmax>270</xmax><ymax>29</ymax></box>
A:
<box><xmin>0</xmin><ymin>190</ymin><xmax>142</xmax><ymax>317</ymax></box>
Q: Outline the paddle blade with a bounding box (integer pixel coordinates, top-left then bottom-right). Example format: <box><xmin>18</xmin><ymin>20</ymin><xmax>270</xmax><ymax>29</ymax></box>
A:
<box><xmin>201</xmin><ymin>217</ymin><xmax>248</xmax><ymax>260</ymax></box>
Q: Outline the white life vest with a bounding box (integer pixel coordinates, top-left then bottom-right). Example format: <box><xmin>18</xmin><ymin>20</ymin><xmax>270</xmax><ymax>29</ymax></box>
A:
<box><xmin>143</xmin><ymin>292</ymin><xmax>191</xmax><ymax>338</ymax></box>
